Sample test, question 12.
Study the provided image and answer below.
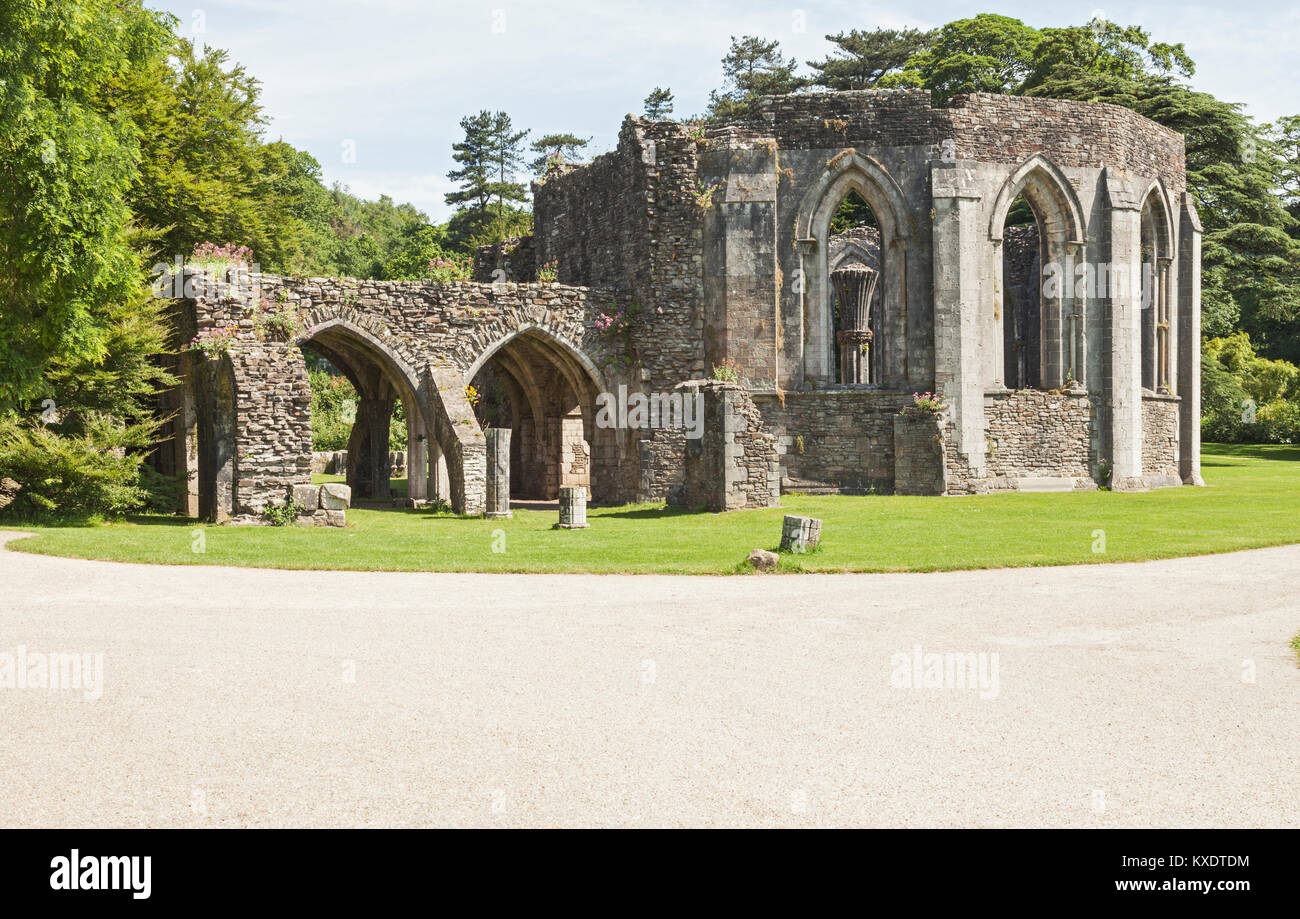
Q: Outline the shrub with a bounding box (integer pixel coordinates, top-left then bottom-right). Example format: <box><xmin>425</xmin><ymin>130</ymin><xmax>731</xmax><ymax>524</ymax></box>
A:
<box><xmin>253</xmin><ymin>297</ymin><xmax>304</xmax><ymax>341</ymax></box>
<box><xmin>138</xmin><ymin>466</ymin><xmax>189</xmax><ymax>514</ymax></box>
<box><xmin>261</xmin><ymin>498</ymin><xmax>304</xmax><ymax>526</ymax></box>
<box><xmin>900</xmin><ymin>391</ymin><xmax>946</xmax><ymax>417</ymax></box>
<box><xmin>1202</xmin><ymin>333</ymin><xmax>1300</xmax><ymax>443</ymax></box>
<box><xmin>594</xmin><ymin>308</ymin><xmax>629</xmax><ymax>335</ymax></box>
<box><xmin>190</xmin><ymin>242</ymin><xmax>254</xmax><ymax>275</ymax></box>
<box><xmin>0</xmin><ymin>414</ymin><xmax>151</xmax><ymax>520</ymax></box>
<box><xmin>187</xmin><ymin>324</ymin><xmax>239</xmax><ymax>357</ymax></box>
<box><xmin>425</xmin><ymin>254</ymin><xmax>472</xmax><ymax>282</ymax></box>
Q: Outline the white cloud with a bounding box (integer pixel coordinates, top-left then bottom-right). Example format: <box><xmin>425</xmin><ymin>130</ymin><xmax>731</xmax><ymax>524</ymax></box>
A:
<box><xmin>157</xmin><ymin>0</ymin><xmax>1298</xmax><ymax>221</ymax></box>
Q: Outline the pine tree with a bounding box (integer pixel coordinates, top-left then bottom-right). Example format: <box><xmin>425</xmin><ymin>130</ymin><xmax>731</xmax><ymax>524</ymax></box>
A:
<box><xmin>445</xmin><ymin>111</ymin><xmax>530</xmax><ymax>246</ymax></box>
<box><xmin>643</xmin><ymin>87</ymin><xmax>675</xmax><ymax>119</ymax></box>
<box><xmin>529</xmin><ymin>133</ymin><xmax>590</xmax><ymax>176</ymax></box>
<box><xmin>708</xmin><ymin>36</ymin><xmax>804</xmax><ymax>121</ymax></box>
<box><xmin>806</xmin><ymin>28</ymin><xmax>935</xmax><ymax>89</ymax></box>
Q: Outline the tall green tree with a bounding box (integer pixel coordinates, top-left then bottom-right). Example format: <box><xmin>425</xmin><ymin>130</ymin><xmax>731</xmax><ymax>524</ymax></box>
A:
<box><xmin>708</xmin><ymin>36</ymin><xmax>804</xmax><ymax>120</ymax></box>
<box><xmin>445</xmin><ymin>110</ymin><xmax>530</xmax><ymax>246</ymax></box>
<box><xmin>643</xmin><ymin>87</ymin><xmax>675</xmax><ymax>119</ymax></box>
<box><xmin>124</xmin><ymin>40</ymin><xmax>281</xmax><ymax>267</ymax></box>
<box><xmin>807</xmin><ymin>28</ymin><xmax>935</xmax><ymax>90</ymax></box>
<box><xmin>0</xmin><ymin>0</ymin><xmax>174</xmax><ymax>412</ymax></box>
<box><xmin>886</xmin><ymin>14</ymin><xmax>1042</xmax><ymax>100</ymax></box>
<box><xmin>0</xmin><ymin>0</ymin><xmax>179</xmax><ymax>516</ymax></box>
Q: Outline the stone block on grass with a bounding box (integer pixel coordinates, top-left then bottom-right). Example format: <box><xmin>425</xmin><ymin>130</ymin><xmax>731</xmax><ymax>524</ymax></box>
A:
<box><xmin>320</xmin><ymin>483</ymin><xmax>351</xmax><ymax>510</ymax></box>
<box><xmin>780</xmin><ymin>515</ymin><xmax>822</xmax><ymax>553</ymax></box>
<box><xmin>292</xmin><ymin>484</ymin><xmax>320</xmax><ymax>511</ymax></box>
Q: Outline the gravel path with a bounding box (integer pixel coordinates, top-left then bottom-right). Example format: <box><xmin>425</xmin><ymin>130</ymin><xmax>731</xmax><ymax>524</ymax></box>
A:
<box><xmin>1</xmin><ymin>531</ymin><xmax>1296</xmax><ymax>828</ymax></box>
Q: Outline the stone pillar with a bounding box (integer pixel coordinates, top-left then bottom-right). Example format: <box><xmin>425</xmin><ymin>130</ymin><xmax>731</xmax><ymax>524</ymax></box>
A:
<box><xmin>346</xmin><ymin>396</ymin><xmax>394</xmax><ymax>499</ymax></box>
<box><xmin>557</xmin><ymin>485</ymin><xmax>589</xmax><ymax>528</ymax></box>
<box><xmin>406</xmin><ymin>427</ymin><xmax>428</xmax><ymax>502</ymax></box>
<box><xmin>831</xmin><ymin>263</ymin><xmax>879</xmax><ymax>384</ymax></box>
<box><xmin>931</xmin><ymin>164</ymin><xmax>986</xmax><ymax>479</ymax></box>
<box><xmin>485</xmin><ymin>427</ymin><xmax>512</xmax><ymax>518</ymax></box>
<box><xmin>1178</xmin><ymin>194</ymin><xmax>1204</xmax><ymax>485</ymax></box>
<box><xmin>1105</xmin><ymin>171</ymin><xmax>1145</xmax><ymax>490</ymax></box>
<box><xmin>195</xmin><ymin>355</ymin><xmax>236</xmax><ymax>524</ymax></box>
<box><xmin>1157</xmin><ymin>256</ymin><xmax>1173</xmax><ymax>391</ymax></box>
<box><xmin>780</xmin><ymin>515</ymin><xmax>822</xmax><ymax>553</ymax></box>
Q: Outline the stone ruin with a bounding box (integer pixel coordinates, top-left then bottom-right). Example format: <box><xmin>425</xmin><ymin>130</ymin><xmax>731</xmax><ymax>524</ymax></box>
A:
<box><xmin>151</xmin><ymin>89</ymin><xmax>1203</xmax><ymax>522</ymax></box>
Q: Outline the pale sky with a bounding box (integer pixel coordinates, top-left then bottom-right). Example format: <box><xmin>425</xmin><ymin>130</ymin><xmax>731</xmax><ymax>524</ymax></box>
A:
<box><xmin>153</xmin><ymin>0</ymin><xmax>1300</xmax><ymax>220</ymax></box>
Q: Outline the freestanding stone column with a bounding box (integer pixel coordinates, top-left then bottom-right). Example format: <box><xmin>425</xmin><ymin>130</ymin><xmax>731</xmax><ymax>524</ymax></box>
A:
<box><xmin>556</xmin><ymin>485</ymin><xmax>589</xmax><ymax>528</ymax></box>
<box><xmin>485</xmin><ymin>427</ymin><xmax>512</xmax><ymax>518</ymax></box>
<box><xmin>831</xmin><ymin>263</ymin><xmax>878</xmax><ymax>384</ymax></box>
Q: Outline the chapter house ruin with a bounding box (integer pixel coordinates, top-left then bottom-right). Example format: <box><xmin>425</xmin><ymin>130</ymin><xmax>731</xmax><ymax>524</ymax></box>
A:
<box><xmin>155</xmin><ymin>90</ymin><xmax>1204</xmax><ymax>521</ymax></box>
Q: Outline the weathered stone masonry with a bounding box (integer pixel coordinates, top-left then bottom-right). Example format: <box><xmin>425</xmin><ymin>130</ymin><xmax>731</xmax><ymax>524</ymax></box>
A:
<box><xmin>162</xmin><ymin>89</ymin><xmax>1202</xmax><ymax>521</ymax></box>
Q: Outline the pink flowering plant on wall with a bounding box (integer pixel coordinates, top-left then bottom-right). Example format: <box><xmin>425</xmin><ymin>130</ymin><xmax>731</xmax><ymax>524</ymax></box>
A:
<box><xmin>593</xmin><ymin>307</ymin><xmax>629</xmax><ymax>335</ymax></box>
<box><xmin>901</xmin><ymin>391</ymin><xmax>946</xmax><ymax>417</ymax></box>
<box><xmin>253</xmin><ymin>296</ymin><xmax>305</xmax><ymax>341</ymax></box>
<box><xmin>186</xmin><ymin>324</ymin><xmax>239</xmax><ymax>358</ymax></box>
<box><xmin>190</xmin><ymin>242</ymin><xmax>253</xmax><ymax>274</ymax></box>
<box><xmin>426</xmin><ymin>255</ymin><xmax>472</xmax><ymax>282</ymax></box>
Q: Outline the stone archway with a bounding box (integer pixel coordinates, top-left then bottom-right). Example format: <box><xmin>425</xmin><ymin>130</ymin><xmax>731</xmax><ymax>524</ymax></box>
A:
<box><xmin>296</xmin><ymin>316</ymin><xmax>436</xmax><ymax>504</ymax></box>
<box><xmin>793</xmin><ymin>151</ymin><xmax>912</xmax><ymax>388</ymax></box>
<box><xmin>987</xmin><ymin>154</ymin><xmax>1088</xmax><ymax>389</ymax></box>
<box><xmin>465</xmin><ymin>324</ymin><xmax>614</xmax><ymax>502</ymax></box>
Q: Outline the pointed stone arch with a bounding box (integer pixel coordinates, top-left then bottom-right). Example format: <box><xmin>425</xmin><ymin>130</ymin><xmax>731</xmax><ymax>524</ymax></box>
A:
<box><xmin>1138</xmin><ymin>178</ymin><xmax>1177</xmax><ymax>392</ymax></box>
<box><xmin>793</xmin><ymin>150</ymin><xmax>912</xmax><ymax>386</ymax></box>
<box><xmin>987</xmin><ymin>154</ymin><xmax>1088</xmax><ymax>390</ymax></box>
<box><xmin>296</xmin><ymin>314</ymin><xmax>435</xmax><ymax>503</ymax></box>
<box><xmin>987</xmin><ymin>153</ymin><xmax>1087</xmax><ymax>244</ymax></box>
<box><xmin>466</xmin><ymin>323</ymin><xmax>615</xmax><ymax>502</ymax></box>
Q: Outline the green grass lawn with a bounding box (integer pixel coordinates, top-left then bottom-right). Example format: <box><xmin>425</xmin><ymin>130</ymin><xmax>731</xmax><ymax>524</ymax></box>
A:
<box><xmin>6</xmin><ymin>444</ymin><xmax>1299</xmax><ymax>574</ymax></box>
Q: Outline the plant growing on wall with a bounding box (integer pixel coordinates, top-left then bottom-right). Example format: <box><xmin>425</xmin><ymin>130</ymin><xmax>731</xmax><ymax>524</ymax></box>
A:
<box><xmin>426</xmin><ymin>255</ymin><xmax>472</xmax><ymax>282</ymax></box>
<box><xmin>711</xmin><ymin>359</ymin><xmax>740</xmax><ymax>382</ymax></box>
<box><xmin>594</xmin><ymin>308</ymin><xmax>629</xmax><ymax>335</ymax></box>
<box><xmin>186</xmin><ymin>325</ymin><xmax>239</xmax><ymax>358</ymax></box>
<box><xmin>253</xmin><ymin>297</ymin><xmax>305</xmax><ymax>341</ymax></box>
<box><xmin>900</xmin><ymin>391</ymin><xmax>946</xmax><ymax>416</ymax></box>
<box><xmin>191</xmin><ymin>242</ymin><xmax>254</xmax><ymax>275</ymax></box>
<box><xmin>693</xmin><ymin>180</ymin><xmax>721</xmax><ymax>209</ymax></box>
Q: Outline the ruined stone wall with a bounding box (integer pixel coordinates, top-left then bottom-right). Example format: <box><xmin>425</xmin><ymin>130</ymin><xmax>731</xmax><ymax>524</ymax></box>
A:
<box><xmin>472</xmin><ymin>235</ymin><xmax>536</xmax><ymax>283</ymax></box>
<box><xmin>670</xmin><ymin>382</ymin><xmax>779</xmax><ymax>512</ymax></box>
<box><xmin>752</xmin><ymin>391</ymin><xmax>909</xmax><ymax>493</ymax></box>
<box><xmin>534</xmin><ymin>118</ymin><xmax>707</xmax><ymax>386</ymax></box>
<box><xmin>748</xmin><ymin>90</ymin><xmax>1186</xmax><ymax>192</ymax></box>
<box><xmin>534</xmin><ymin>118</ymin><xmax>709</xmax><ymax>499</ymax></box>
<box><xmin>179</xmin><ymin>271</ymin><xmax>633</xmax><ymax>514</ymax></box>
<box><xmin>893</xmin><ymin>413</ymin><xmax>946</xmax><ymax>496</ymax></box>
<box><xmin>1142</xmin><ymin>395</ymin><xmax>1181</xmax><ymax>481</ymax></box>
<box><xmin>984</xmin><ymin>389</ymin><xmax>1094</xmax><ymax>481</ymax></box>
<box><xmin>941</xmin><ymin>389</ymin><xmax>1095</xmax><ymax>494</ymax></box>
<box><xmin>945</xmin><ymin>94</ymin><xmax>1186</xmax><ymax>194</ymax></box>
